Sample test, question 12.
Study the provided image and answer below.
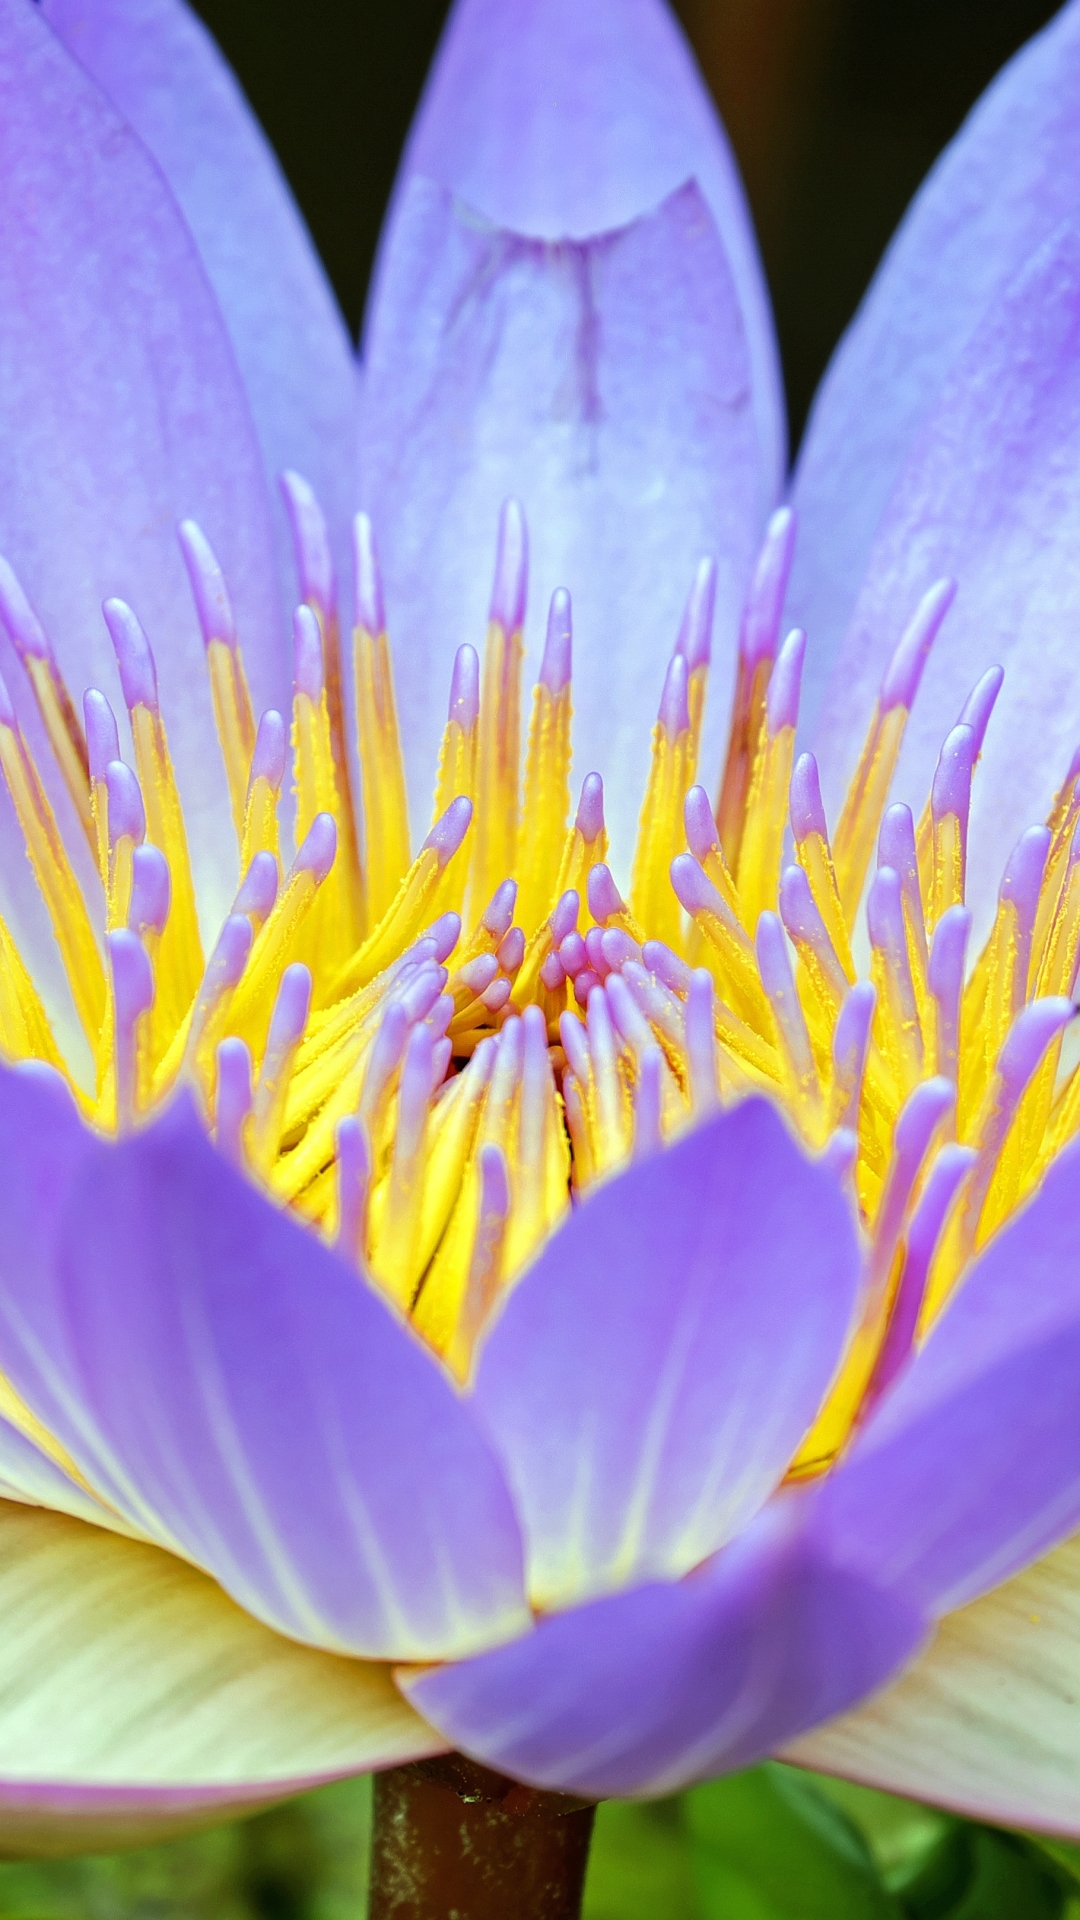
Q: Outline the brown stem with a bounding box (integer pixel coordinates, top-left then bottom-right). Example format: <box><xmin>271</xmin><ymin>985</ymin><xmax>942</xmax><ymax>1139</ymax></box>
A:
<box><xmin>367</xmin><ymin>1752</ymin><xmax>597</xmax><ymax>1920</ymax></box>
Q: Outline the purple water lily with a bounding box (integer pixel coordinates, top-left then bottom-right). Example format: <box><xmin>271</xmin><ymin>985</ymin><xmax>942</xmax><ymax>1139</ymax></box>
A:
<box><xmin>0</xmin><ymin>0</ymin><xmax>1080</xmax><ymax>1882</ymax></box>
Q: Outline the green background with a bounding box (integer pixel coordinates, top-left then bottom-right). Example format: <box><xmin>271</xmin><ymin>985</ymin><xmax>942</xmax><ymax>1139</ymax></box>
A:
<box><xmin>0</xmin><ymin>1766</ymin><xmax>1077</xmax><ymax>1918</ymax></box>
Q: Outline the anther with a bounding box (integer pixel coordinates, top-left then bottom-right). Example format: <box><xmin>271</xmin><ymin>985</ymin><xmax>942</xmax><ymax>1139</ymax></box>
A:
<box><xmin>929</xmin><ymin>723</ymin><xmax>977</xmax><ymax>928</ymax></box>
<box><xmin>103</xmin><ymin>598</ymin><xmax>159</xmax><ymax>713</ymax></box>
<box><xmin>234</xmin><ymin>851</ymin><xmax>280</xmax><ymax>930</ymax></box>
<box><xmin>928</xmin><ymin>904</ymin><xmax>971</xmax><ymax>1087</ymax></box>
<box><xmin>293</xmin><ymin>602</ymin><xmax>325</xmax><ymax>701</ymax></box>
<box><xmin>716</xmin><ymin>506</ymin><xmax>797</xmax><ymax>864</ymax></box>
<box><xmin>675</xmin><ymin>558</ymin><xmax>717</xmax><ymax>675</ymax></box>
<box><xmin>686</xmin><ymin>969</ymin><xmax>720</xmax><ymax>1114</ymax></box>
<box><xmin>633</xmin><ymin>1048</ymin><xmax>664</xmax><ymax>1160</ymax></box>
<box><xmin>866</xmin><ymin>1142</ymin><xmax>977</xmax><ymax>1409</ymax></box>
<box><xmin>251</xmin><ymin>963</ymin><xmax>312</xmax><ymax>1170</ymax></box>
<box><xmin>449</xmin><ymin>644</ymin><xmax>480</xmax><ymax>727</ymax></box>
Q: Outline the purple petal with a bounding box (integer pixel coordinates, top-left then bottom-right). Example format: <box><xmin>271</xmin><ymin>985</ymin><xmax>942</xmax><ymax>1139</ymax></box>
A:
<box><xmin>41</xmin><ymin>0</ymin><xmax>358</xmax><ymax>603</ymax></box>
<box><xmin>0</xmin><ymin>0</ymin><xmax>285</xmax><ymax>938</ymax></box>
<box><xmin>786</xmin><ymin>1531</ymin><xmax>1080</xmax><ymax>1837</ymax></box>
<box><xmin>0</xmin><ymin>1068</ymin><xmax>529</xmax><ymax>1662</ymax></box>
<box><xmin>382</xmin><ymin>0</ymin><xmax>783</xmax><ymax>500</ymax></box>
<box><xmin>791</xmin><ymin>1</ymin><xmax>1080</xmax><ymax>723</ymax></box>
<box><xmin>0</xmin><ymin>1498</ymin><xmax>444</xmax><ymax>1859</ymax></box>
<box><xmin>360</xmin><ymin>177</ymin><xmax>761</xmax><ymax>866</ymax></box>
<box><xmin>810</xmin><ymin>223</ymin><xmax>1080</xmax><ymax>935</ymax></box>
<box><xmin>814</xmin><ymin>1135</ymin><xmax>1080</xmax><ymax>1618</ymax></box>
<box><xmin>472</xmin><ymin>1098</ymin><xmax>861</xmax><ymax>1609</ymax></box>
<box><xmin>399</xmin><ymin>1495</ymin><xmax>926</xmax><ymax>1799</ymax></box>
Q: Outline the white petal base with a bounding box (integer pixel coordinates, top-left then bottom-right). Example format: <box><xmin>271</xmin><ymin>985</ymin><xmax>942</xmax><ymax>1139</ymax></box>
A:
<box><xmin>0</xmin><ymin>1499</ymin><xmax>446</xmax><ymax>1858</ymax></box>
<box><xmin>783</xmin><ymin>1531</ymin><xmax>1080</xmax><ymax>1837</ymax></box>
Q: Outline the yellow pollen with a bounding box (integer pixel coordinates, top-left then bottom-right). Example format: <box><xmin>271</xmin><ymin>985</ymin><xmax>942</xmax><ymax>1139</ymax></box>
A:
<box><xmin>1</xmin><ymin>510</ymin><xmax>1077</xmax><ymax>1487</ymax></box>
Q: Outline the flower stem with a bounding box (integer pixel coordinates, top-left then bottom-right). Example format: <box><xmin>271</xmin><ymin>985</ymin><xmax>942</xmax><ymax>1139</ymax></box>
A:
<box><xmin>367</xmin><ymin>1752</ymin><xmax>596</xmax><ymax>1918</ymax></box>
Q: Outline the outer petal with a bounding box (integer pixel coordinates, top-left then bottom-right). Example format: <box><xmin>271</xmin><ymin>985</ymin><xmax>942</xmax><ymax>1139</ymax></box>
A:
<box><xmin>791</xmin><ymin>0</ymin><xmax>1080</xmax><ymax>722</ymax></box>
<box><xmin>398</xmin><ymin>1497</ymin><xmax>927</xmax><ymax>1801</ymax></box>
<box><xmin>0</xmin><ymin>0</ymin><xmax>284</xmax><ymax>950</ymax></box>
<box><xmin>810</xmin><ymin>223</ymin><xmax>1080</xmax><ymax>934</ymax></box>
<box><xmin>785</xmin><ymin>1532</ymin><xmax>1080</xmax><ymax>1838</ymax></box>
<box><xmin>472</xmin><ymin>1099</ymin><xmax>861</xmax><ymax>1609</ymax></box>
<box><xmin>0</xmin><ymin>1068</ymin><xmax>530</xmax><ymax>1664</ymax></box>
<box><xmin>813</xmin><ymin>1136</ymin><xmax>1080</xmax><ymax>1618</ymax></box>
<box><xmin>359</xmin><ymin>178</ymin><xmax>760</xmax><ymax>865</ymax></box>
<box><xmin>41</xmin><ymin>0</ymin><xmax>358</xmax><ymax>600</ymax></box>
<box><xmin>380</xmin><ymin>0</ymin><xmax>784</xmax><ymax>500</ymax></box>
<box><xmin>0</xmin><ymin>1498</ymin><xmax>444</xmax><ymax>1861</ymax></box>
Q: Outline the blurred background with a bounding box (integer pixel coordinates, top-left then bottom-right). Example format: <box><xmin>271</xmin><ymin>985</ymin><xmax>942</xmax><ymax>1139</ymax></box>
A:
<box><xmin>190</xmin><ymin>0</ymin><xmax>1062</xmax><ymax>448</ymax></box>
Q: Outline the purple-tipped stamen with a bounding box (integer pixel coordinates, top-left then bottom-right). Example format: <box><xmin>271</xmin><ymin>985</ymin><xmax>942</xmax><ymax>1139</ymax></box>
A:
<box><xmin>448</xmin><ymin>645</ymin><xmax>480</xmax><ymax>730</ymax></box>
<box><xmin>177</xmin><ymin>520</ymin><xmax>238</xmax><ymax>650</ymax></box>
<box><xmin>353</xmin><ymin>510</ymin><xmax>385</xmax><ymax>635</ymax></box>
<box><xmin>879</xmin><ymin>578</ymin><xmax>957</xmax><ymax>714</ymax></box>
<box><xmin>765</xmin><ymin>628</ymin><xmax>806</xmax><ymax>734</ymax></box>
<box><xmin>215</xmin><ymin>1036</ymin><xmax>253</xmax><ymax>1168</ymax></box>
<box><xmin>867</xmin><ymin>866</ymin><xmax>923</xmax><ymax>1077</ymax></box>
<box><xmin>0</xmin><ymin>555</ymin><xmax>50</xmax><ymax>662</ymax></box>
<box><xmin>756</xmin><ymin>911</ymin><xmax>818</xmax><ymax>1095</ymax></box>
<box><xmin>249</xmin><ymin>709</ymin><xmax>287</xmax><ymax>792</ymax></box>
<box><xmin>831</xmin><ymin>980</ymin><xmax>877</xmax><ymax>1135</ymax></box>
<box><xmin>423</xmin><ymin>796</ymin><xmax>472</xmax><ymax>869</ymax></box>
<box><xmin>550</xmin><ymin>890</ymin><xmax>579</xmax><ymax>945</ymax></box>
<box><xmin>280</xmin><ymin>470</ymin><xmax>336</xmax><ymax>619</ymax></box>
<box><xmin>292</xmin><ymin>604</ymin><xmax>325</xmax><ymax>702</ymax></box>
<box><xmin>489</xmin><ymin>499</ymin><xmax>528</xmax><ymax>633</ymax></box>
<box><xmin>658</xmin><ymin>652</ymin><xmax>690</xmax><ymax>739</ymax></box>
<box><xmin>423</xmin><ymin>912</ymin><xmax>462</xmax><ymax>965</ymax></box>
<box><xmin>674</xmin><ymin>558</ymin><xmax>717</xmax><ymax>674</ymax></box>
<box><xmin>128</xmin><ymin>843</ymin><xmax>171</xmax><ymax>940</ymax></box>
<box><xmin>685</xmin><ymin>969</ymin><xmax>719</xmax><ymax>1116</ymax></box>
<box><xmin>84</xmin><ymin>689</ymin><xmax>121</xmax><ymax>784</ymax></box>
<box><xmin>586</xmin><ymin>863</ymin><xmax>628</xmax><ymax>928</ymax></box>
<box><xmin>107</xmin><ymin>927</ymin><xmax>154</xmax><ymax>1133</ymax></box>
<box><xmin>928</xmin><ymin>905</ymin><xmax>972</xmax><ymax>1086</ymax></box>
<box><xmin>789</xmin><ymin>752</ymin><xmax>829</xmax><ymax>845</ymax></box>
<box><xmin>335</xmin><ymin>1113</ymin><xmax>372</xmax><ymax>1270</ymax></box>
<box><xmin>481</xmin><ymin>879</ymin><xmax>518</xmax><ymax>940</ymax></box>
<box><xmin>866</xmin><ymin>1076</ymin><xmax>955</xmax><ymax>1307</ymax></box>
<box><xmin>958</xmin><ymin>664</ymin><xmax>1005</xmax><ymax>760</ymax></box>
<box><xmin>778</xmin><ymin>863</ymin><xmax>849</xmax><ymax>1004</ymax></box>
<box><xmin>540</xmin><ymin>590</ymin><xmax>572</xmax><ymax>695</ymax></box>
<box><xmin>866</xmin><ymin>1141</ymin><xmax>978</xmax><ymax>1410</ymax></box>
<box><xmin>496</xmin><ymin>926</ymin><xmax>525</xmax><ymax>976</ymax></box>
<box><xmin>632</xmin><ymin>1048</ymin><xmax>664</xmax><ymax>1160</ymax></box>
<box><xmin>104</xmin><ymin>760</ymin><xmax>146</xmax><ymax>849</ymax></box>
<box><xmin>292</xmin><ymin>813</ymin><xmax>337</xmax><ymax>886</ymax></box>
<box><xmin>233</xmin><ymin>851</ymin><xmax>280</xmax><ymax>929</ymax></box>
<box><xmin>575</xmin><ymin>773</ymin><xmax>605</xmax><ymax>844</ymax></box>
<box><xmin>739</xmin><ymin>505</ymin><xmax>797</xmax><ymax>670</ymax></box>
<box><xmin>879</xmin><ymin>803</ymin><xmax>928</xmax><ymax>973</ymax></box>
<box><xmin>931</xmin><ymin>723</ymin><xmax>978</xmax><ymax>837</ymax></box>
<box><xmin>358</xmin><ymin>1001</ymin><xmax>411</xmax><ymax>1126</ymax></box>
<box><xmin>683</xmin><ymin>785</ymin><xmax>722</xmax><ymax>866</ymax></box>
<box><xmin>103</xmin><ymin>599</ymin><xmax>159</xmax><ymax>713</ymax></box>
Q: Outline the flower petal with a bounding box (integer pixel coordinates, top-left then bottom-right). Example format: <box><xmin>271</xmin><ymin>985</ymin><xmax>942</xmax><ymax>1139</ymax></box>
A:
<box><xmin>382</xmin><ymin>0</ymin><xmax>784</xmax><ymax>499</ymax></box>
<box><xmin>398</xmin><ymin>1497</ymin><xmax>926</xmax><ymax>1800</ymax></box>
<box><xmin>791</xmin><ymin>0</ymin><xmax>1080</xmax><ymax>724</ymax></box>
<box><xmin>814</xmin><ymin>1136</ymin><xmax>1080</xmax><ymax>1618</ymax></box>
<box><xmin>809</xmin><ymin>222</ymin><xmax>1080</xmax><ymax>933</ymax></box>
<box><xmin>0</xmin><ymin>1067</ymin><xmax>530</xmax><ymax>1663</ymax></box>
<box><xmin>0</xmin><ymin>1497</ymin><xmax>444</xmax><ymax>1860</ymax></box>
<box><xmin>359</xmin><ymin>177</ymin><xmax>761</xmax><ymax>865</ymax></box>
<box><xmin>0</xmin><ymin>1412</ymin><xmax>121</xmax><ymax>1535</ymax></box>
<box><xmin>471</xmin><ymin>1099</ymin><xmax>861</xmax><ymax>1610</ymax></box>
<box><xmin>0</xmin><ymin>0</ymin><xmax>284</xmax><ymax>940</ymax></box>
<box><xmin>41</xmin><ymin>0</ymin><xmax>358</xmax><ymax>598</ymax></box>
<box><xmin>784</xmin><ymin>1531</ymin><xmax>1080</xmax><ymax>1839</ymax></box>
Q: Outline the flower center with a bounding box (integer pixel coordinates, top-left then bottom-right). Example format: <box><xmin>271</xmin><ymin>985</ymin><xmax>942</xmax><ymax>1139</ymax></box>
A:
<box><xmin>0</xmin><ymin>490</ymin><xmax>1076</xmax><ymax>1466</ymax></box>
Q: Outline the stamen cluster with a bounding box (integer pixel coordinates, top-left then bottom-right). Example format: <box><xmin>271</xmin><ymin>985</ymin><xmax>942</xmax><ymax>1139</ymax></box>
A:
<box><xmin>1</xmin><ymin>486</ymin><xmax>1077</xmax><ymax>1462</ymax></box>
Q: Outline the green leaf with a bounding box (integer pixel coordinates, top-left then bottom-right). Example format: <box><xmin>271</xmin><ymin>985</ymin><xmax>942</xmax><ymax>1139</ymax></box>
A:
<box><xmin>683</xmin><ymin>1764</ymin><xmax>899</xmax><ymax>1920</ymax></box>
<box><xmin>583</xmin><ymin>1799</ymin><xmax>704</xmax><ymax>1920</ymax></box>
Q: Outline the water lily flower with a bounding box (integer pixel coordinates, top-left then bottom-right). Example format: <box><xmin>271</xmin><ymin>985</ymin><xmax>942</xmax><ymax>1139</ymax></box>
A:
<box><xmin>2</xmin><ymin>0</ymin><xmax>1080</xmax><ymax>1887</ymax></box>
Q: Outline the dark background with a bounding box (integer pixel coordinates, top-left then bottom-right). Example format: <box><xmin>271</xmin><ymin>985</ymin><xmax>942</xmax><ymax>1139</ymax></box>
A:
<box><xmin>189</xmin><ymin>0</ymin><xmax>1062</xmax><ymax>450</ymax></box>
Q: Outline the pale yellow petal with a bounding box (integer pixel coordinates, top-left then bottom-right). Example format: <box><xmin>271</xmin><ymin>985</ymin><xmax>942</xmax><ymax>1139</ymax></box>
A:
<box><xmin>783</xmin><ymin>1530</ymin><xmax>1080</xmax><ymax>1836</ymax></box>
<box><xmin>0</xmin><ymin>1498</ymin><xmax>446</xmax><ymax>1859</ymax></box>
